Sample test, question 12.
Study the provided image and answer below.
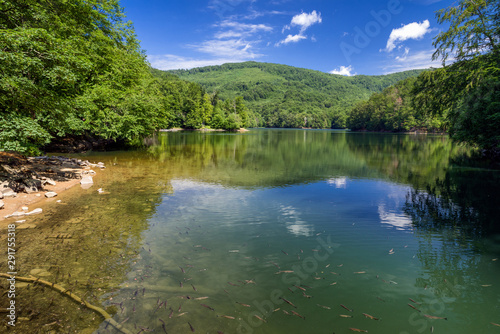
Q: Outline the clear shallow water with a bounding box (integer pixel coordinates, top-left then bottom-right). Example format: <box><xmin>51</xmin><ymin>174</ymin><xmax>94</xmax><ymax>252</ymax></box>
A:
<box><xmin>3</xmin><ymin>130</ymin><xmax>500</xmax><ymax>334</ymax></box>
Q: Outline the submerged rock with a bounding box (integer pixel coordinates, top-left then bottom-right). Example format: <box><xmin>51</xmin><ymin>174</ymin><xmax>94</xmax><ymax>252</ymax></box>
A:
<box><xmin>80</xmin><ymin>175</ymin><xmax>93</xmax><ymax>189</ymax></box>
<box><xmin>26</xmin><ymin>208</ymin><xmax>42</xmax><ymax>216</ymax></box>
<box><xmin>2</xmin><ymin>188</ymin><xmax>17</xmax><ymax>198</ymax></box>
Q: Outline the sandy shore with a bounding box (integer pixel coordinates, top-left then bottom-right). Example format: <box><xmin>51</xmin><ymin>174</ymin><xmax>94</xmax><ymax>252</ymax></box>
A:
<box><xmin>0</xmin><ymin>153</ymin><xmax>103</xmax><ymax>229</ymax></box>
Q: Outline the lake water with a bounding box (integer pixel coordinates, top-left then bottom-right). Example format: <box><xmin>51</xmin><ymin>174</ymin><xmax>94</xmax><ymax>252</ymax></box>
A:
<box><xmin>4</xmin><ymin>129</ymin><xmax>500</xmax><ymax>334</ymax></box>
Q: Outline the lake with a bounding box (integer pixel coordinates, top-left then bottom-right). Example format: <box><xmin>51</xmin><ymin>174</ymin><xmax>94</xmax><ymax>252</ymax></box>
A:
<box><xmin>5</xmin><ymin>129</ymin><xmax>500</xmax><ymax>334</ymax></box>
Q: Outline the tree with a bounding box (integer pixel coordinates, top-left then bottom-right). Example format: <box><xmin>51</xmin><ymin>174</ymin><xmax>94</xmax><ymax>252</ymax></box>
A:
<box><xmin>412</xmin><ymin>0</ymin><xmax>500</xmax><ymax>152</ymax></box>
<box><xmin>433</xmin><ymin>0</ymin><xmax>499</xmax><ymax>65</ymax></box>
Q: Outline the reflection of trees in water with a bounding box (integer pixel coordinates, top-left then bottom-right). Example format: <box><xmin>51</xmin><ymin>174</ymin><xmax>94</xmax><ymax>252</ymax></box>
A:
<box><xmin>404</xmin><ymin>166</ymin><xmax>500</xmax><ymax>238</ymax></box>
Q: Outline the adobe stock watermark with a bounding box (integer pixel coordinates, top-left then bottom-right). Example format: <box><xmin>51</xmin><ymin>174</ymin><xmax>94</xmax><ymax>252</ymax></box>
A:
<box><xmin>400</xmin><ymin>278</ymin><xmax>462</xmax><ymax>334</ymax></box>
<box><xmin>340</xmin><ymin>0</ymin><xmax>403</xmax><ymax>63</ymax></box>
<box><xmin>235</xmin><ymin>235</ymin><xmax>340</xmax><ymax>334</ymax></box>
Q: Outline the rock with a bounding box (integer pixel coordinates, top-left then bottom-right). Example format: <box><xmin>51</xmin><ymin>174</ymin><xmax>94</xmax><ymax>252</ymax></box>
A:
<box><xmin>35</xmin><ymin>194</ymin><xmax>41</xmax><ymax>197</ymax></box>
<box><xmin>4</xmin><ymin>211</ymin><xmax>25</xmax><ymax>219</ymax></box>
<box><xmin>0</xmin><ymin>192</ymin><xmax>3</xmax><ymax>199</ymax></box>
<box><xmin>25</xmin><ymin>208</ymin><xmax>42</xmax><ymax>216</ymax></box>
<box><xmin>21</xmin><ymin>206</ymin><xmax>28</xmax><ymax>211</ymax></box>
<box><xmin>45</xmin><ymin>191</ymin><xmax>58</xmax><ymax>198</ymax></box>
<box><xmin>43</xmin><ymin>178</ymin><xmax>56</xmax><ymax>186</ymax></box>
<box><xmin>0</xmin><ymin>200</ymin><xmax>4</xmax><ymax>209</ymax></box>
<box><xmin>80</xmin><ymin>175</ymin><xmax>93</xmax><ymax>189</ymax></box>
<box><xmin>15</xmin><ymin>220</ymin><xmax>26</xmax><ymax>223</ymax></box>
<box><xmin>2</xmin><ymin>188</ymin><xmax>17</xmax><ymax>198</ymax></box>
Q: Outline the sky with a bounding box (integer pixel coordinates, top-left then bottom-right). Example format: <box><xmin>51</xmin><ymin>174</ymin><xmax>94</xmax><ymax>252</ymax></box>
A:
<box><xmin>120</xmin><ymin>0</ymin><xmax>455</xmax><ymax>76</ymax></box>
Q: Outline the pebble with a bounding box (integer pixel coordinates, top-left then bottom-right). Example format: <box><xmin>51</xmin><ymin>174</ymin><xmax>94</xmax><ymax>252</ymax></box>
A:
<box><xmin>45</xmin><ymin>191</ymin><xmax>58</xmax><ymax>198</ymax></box>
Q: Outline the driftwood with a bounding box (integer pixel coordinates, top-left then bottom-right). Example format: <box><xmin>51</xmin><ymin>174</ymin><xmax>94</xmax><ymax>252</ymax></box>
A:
<box><xmin>0</xmin><ymin>273</ymin><xmax>132</xmax><ymax>334</ymax></box>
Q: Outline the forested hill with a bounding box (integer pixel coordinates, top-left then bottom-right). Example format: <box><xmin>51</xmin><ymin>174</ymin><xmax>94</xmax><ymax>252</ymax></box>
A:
<box><xmin>165</xmin><ymin>62</ymin><xmax>425</xmax><ymax>128</ymax></box>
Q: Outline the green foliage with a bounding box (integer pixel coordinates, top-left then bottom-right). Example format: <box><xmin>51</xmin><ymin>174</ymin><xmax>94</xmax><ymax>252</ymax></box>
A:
<box><xmin>433</xmin><ymin>0</ymin><xmax>500</xmax><ymax>64</ymax></box>
<box><xmin>0</xmin><ymin>114</ymin><xmax>51</xmax><ymax>155</ymax></box>
<box><xmin>411</xmin><ymin>0</ymin><xmax>500</xmax><ymax>151</ymax></box>
<box><xmin>347</xmin><ymin>77</ymin><xmax>445</xmax><ymax>132</ymax></box>
<box><xmin>168</xmin><ymin>62</ymin><xmax>425</xmax><ymax>129</ymax></box>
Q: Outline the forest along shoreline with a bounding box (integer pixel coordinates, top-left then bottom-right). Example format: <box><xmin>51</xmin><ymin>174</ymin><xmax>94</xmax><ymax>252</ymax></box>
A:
<box><xmin>0</xmin><ymin>152</ymin><xmax>105</xmax><ymax>229</ymax></box>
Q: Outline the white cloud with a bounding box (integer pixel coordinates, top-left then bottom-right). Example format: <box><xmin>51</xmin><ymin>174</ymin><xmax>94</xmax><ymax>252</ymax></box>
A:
<box><xmin>148</xmin><ymin>54</ymin><xmax>247</xmax><ymax>71</ymax></box>
<box><xmin>384</xmin><ymin>20</ymin><xmax>431</xmax><ymax>52</ymax></box>
<box><xmin>276</xmin><ymin>34</ymin><xmax>307</xmax><ymax>46</ymax></box>
<box><xmin>276</xmin><ymin>10</ymin><xmax>322</xmax><ymax>46</ymax></box>
<box><xmin>291</xmin><ymin>10</ymin><xmax>322</xmax><ymax>33</ymax></box>
<box><xmin>382</xmin><ymin>49</ymin><xmax>442</xmax><ymax>73</ymax></box>
<box><xmin>329</xmin><ymin>65</ymin><xmax>356</xmax><ymax>76</ymax></box>
<box><xmin>190</xmin><ymin>38</ymin><xmax>262</xmax><ymax>59</ymax></box>
<box><xmin>217</xmin><ymin>20</ymin><xmax>273</xmax><ymax>34</ymax></box>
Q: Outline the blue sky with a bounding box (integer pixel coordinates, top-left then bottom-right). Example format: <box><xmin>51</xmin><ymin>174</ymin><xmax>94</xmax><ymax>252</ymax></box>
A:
<box><xmin>120</xmin><ymin>0</ymin><xmax>454</xmax><ymax>75</ymax></box>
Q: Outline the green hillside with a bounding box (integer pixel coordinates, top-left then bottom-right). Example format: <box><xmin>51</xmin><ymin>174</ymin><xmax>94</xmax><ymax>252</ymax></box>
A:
<box><xmin>166</xmin><ymin>62</ymin><xmax>426</xmax><ymax>128</ymax></box>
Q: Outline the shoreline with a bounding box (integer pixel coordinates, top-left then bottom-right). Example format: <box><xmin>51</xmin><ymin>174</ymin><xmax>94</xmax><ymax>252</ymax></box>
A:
<box><xmin>0</xmin><ymin>153</ymin><xmax>104</xmax><ymax>229</ymax></box>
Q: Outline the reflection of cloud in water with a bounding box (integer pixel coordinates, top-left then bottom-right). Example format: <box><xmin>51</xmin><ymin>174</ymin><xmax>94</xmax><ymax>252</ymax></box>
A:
<box><xmin>280</xmin><ymin>205</ymin><xmax>314</xmax><ymax>237</ymax></box>
<box><xmin>327</xmin><ymin>177</ymin><xmax>347</xmax><ymax>189</ymax></box>
<box><xmin>378</xmin><ymin>203</ymin><xmax>412</xmax><ymax>230</ymax></box>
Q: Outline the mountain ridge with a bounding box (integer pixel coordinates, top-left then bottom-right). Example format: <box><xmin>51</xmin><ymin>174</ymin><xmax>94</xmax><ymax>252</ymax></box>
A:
<box><xmin>160</xmin><ymin>61</ymin><xmax>427</xmax><ymax>128</ymax></box>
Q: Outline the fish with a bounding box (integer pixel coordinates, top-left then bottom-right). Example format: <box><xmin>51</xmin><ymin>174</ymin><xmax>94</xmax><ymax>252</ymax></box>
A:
<box><xmin>340</xmin><ymin>304</ymin><xmax>353</xmax><ymax>312</ymax></box>
<box><xmin>330</xmin><ymin>282</ymin><xmax>337</xmax><ymax>285</ymax></box>
<box><xmin>275</xmin><ymin>270</ymin><xmax>294</xmax><ymax>274</ymax></box>
<box><xmin>317</xmin><ymin>304</ymin><xmax>331</xmax><ymax>309</ymax></box>
<box><xmin>376</xmin><ymin>297</ymin><xmax>385</xmax><ymax>302</ymax></box>
<box><xmin>408</xmin><ymin>304</ymin><xmax>421</xmax><ymax>312</ymax></box>
<box><xmin>362</xmin><ymin>313</ymin><xmax>379</xmax><ymax>320</ymax></box>
<box><xmin>291</xmin><ymin>310</ymin><xmax>305</xmax><ymax>319</ymax></box>
<box><xmin>188</xmin><ymin>322</ymin><xmax>195</xmax><ymax>332</ymax></box>
<box><xmin>409</xmin><ymin>298</ymin><xmax>420</xmax><ymax>305</ymax></box>
<box><xmin>254</xmin><ymin>315</ymin><xmax>267</xmax><ymax>323</ymax></box>
<box><xmin>281</xmin><ymin>250</ymin><xmax>288</xmax><ymax>255</ymax></box>
<box><xmin>220</xmin><ymin>315</ymin><xmax>235</xmax><ymax>320</ymax></box>
<box><xmin>349</xmin><ymin>328</ymin><xmax>368</xmax><ymax>333</ymax></box>
<box><xmin>178</xmin><ymin>312</ymin><xmax>188</xmax><ymax>317</ymax></box>
<box><xmin>179</xmin><ymin>266</ymin><xmax>185</xmax><ymax>273</ymax></box>
<box><xmin>227</xmin><ymin>281</ymin><xmax>239</xmax><ymax>286</ymax></box>
<box><xmin>273</xmin><ymin>308</ymin><xmax>280</xmax><ymax>312</ymax></box>
<box><xmin>330</xmin><ymin>272</ymin><xmax>340</xmax><ymax>275</ymax></box>
<box><xmin>191</xmin><ymin>284</ymin><xmax>197</xmax><ymax>291</ymax></box>
<box><xmin>354</xmin><ymin>271</ymin><xmax>366</xmax><ymax>274</ymax></box>
<box><xmin>294</xmin><ymin>285</ymin><xmax>306</xmax><ymax>291</ymax></box>
<box><xmin>236</xmin><ymin>302</ymin><xmax>251</xmax><ymax>307</ymax></box>
<box><xmin>228</xmin><ymin>250</ymin><xmax>239</xmax><ymax>253</ymax></box>
<box><xmin>491</xmin><ymin>322</ymin><xmax>500</xmax><ymax>327</ymax></box>
<box><xmin>201</xmin><ymin>304</ymin><xmax>215</xmax><ymax>311</ymax></box>
<box><xmin>340</xmin><ymin>314</ymin><xmax>353</xmax><ymax>318</ymax></box>
<box><xmin>431</xmin><ymin>326</ymin><xmax>434</xmax><ymax>333</ymax></box>
<box><xmin>283</xmin><ymin>310</ymin><xmax>290</xmax><ymax>315</ymax></box>
<box><xmin>270</xmin><ymin>261</ymin><xmax>280</xmax><ymax>269</ymax></box>
<box><xmin>423</xmin><ymin>314</ymin><xmax>447</xmax><ymax>320</ymax></box>
<box><xmin>326</xmin><ymin>264</ymin><xmax>331</xmax><ymax>268</ymax></box>
<box><xmin>302</xmin><ymin>292</ymin><xmax>312</xmax><ymax>298</ymax></box>
<box><xmin>179</xmin><ymin>281</ymin><xmax>183</xmax><ymax>288</ymax></box>
<box><xmin>194</xmin><ymin>297</ymin><xmax>209</xmax><ymax>300</ymax></box>
<box><xmin>280</xmin><ymin>297</ymin><xmax>297</xmax><ymax>308</ymax></box>
<box><xmin>168</xmin><ymin>308</ymin><xmax>174</xmax><ymax>319</ymax></box>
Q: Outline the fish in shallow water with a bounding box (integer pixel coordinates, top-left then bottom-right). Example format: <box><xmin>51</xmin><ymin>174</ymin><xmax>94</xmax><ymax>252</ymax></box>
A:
<box><xmin>408</xmin><ymin>303</ymin><xmax>421</xmax><ymax>312</ymax></box>
<box><xmin>254</xmin><ymin>315</ymin><xmax>267</xmax><ymax>323</ymax></box>
<box><xmin>280</xmin><ymin>297</ymin><xmax>297</xmax><ymax>308</ymax></box>
<box><xmin>362</xmin><ymin>313</ymin><xmax>379</xmax><ymax>320</ymax></box>
<box><xmin>423</xmin><ymin>314</ymin><xmax>447</xmax><ymax>320</ymax></box>
<box><xmin>340</xmin><ymin>314</ymin><xmax>353</xmax><ymax>318</ymax></box>
<box><xmin>340</xmin><ymin>304</ymin><xmax>353</xmax><ymax>312</ymax></box>
<box><xmin>291</xmin><ymin>310</ymin><xmax>305</xmax><ymax>319</ymax></box>
<box><xmin>349</xmin><ymin>328</ymin><xmax>368</xmax><ymax>332</ymax></box>
<box><xmin>188</xmin><ymin>322</ymin><xmax>195</xmax><ymax>332</ymax></box>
